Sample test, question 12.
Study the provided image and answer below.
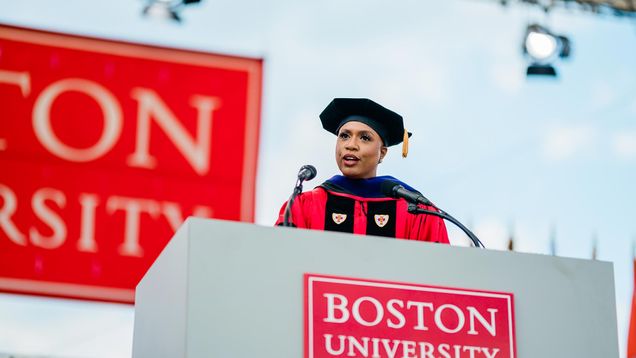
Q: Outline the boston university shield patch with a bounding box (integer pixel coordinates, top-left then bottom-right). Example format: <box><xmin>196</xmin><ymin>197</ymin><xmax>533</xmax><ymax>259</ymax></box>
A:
<box><xmin>332</xmin><ymin>213</ymin><xmax>347</xmax><ymax>225</ymax></box>
<box><xmin>374</xmin><ymin>214</ymin><xmax>389</xmax><ymax>228</ymax></box>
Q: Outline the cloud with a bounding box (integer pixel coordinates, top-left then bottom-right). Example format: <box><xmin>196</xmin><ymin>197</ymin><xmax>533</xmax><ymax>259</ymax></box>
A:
<box><xmin>590</xmin><ymin>82</ymin><xmax>617</xmax><ymax>110</ymax></box>
<box><xmin>542</xmin><ymin>124</ymin><xmax>598</xmax><ymax>161</ymax></box>
<box><xmin>447</xmin><ymin>224</ymin><xmax>472</xmax><ymax>247</ymax></box>
<box><xmin>447</xmin><ymin>218</ymin><xmax>509</xmax><ymax>249</ymax></box>
<box><xmin>489</xmin><ymin>62</ymin><xmax>525</xmax><ymax>94</ymax></box>
<box><xmin>0</xmin><ymin>294</ymin><xmax>133</xmax><ymax>357</ymax></box>
<box><xmin>255</xmin><ymin>107</ymin><xmax>334</xmax><ymax>225</ymax></box>
<box><xmin>447</xmin><ymin>215</ymin><xmax>509</xmax><ymax>248</ymax></box>
<box><xmin>612</xmin><ymin>131</ymin><xmax>636</xmax><ymax>159</ymax></box>
<box><xmin>365</xmin><ymin>37</ymin><xmax>452</xmax><ymax>109</ymax></box>
<box><xmin>473</xmin><ymin>217</ymin><xmax>509</xmax><ymax>250</ymax></box>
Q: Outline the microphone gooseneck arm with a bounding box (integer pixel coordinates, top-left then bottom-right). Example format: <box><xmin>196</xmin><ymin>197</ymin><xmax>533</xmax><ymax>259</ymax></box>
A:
<box><xmin>282</xmin><ymin>179</ymin><xmax>303</xmax><ymax>227</ymax></box>
<box><xmin>407</xmin><ymin>204</ymin><xmax>485</xmax><ymax>249</ymax></box>
<box><xmin>381</xmin><ymin>181</ymin><xmax>485</xmax><ymax>248</ymax></box>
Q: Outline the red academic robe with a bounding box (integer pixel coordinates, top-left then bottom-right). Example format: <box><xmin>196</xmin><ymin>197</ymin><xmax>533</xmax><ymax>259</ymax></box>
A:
<box><xmin>276</xmin><ymin>187</ymin><xmax>449</xmax><ymax>244</ymax></box>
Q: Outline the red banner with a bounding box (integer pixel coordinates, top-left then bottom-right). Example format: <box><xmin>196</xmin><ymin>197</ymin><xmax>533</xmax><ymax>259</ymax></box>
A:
<box><xmin>0</xmin><ymin>25</ymin><xmax>262</xmax><ymax>303</ymax></box>
<box><xmin>305</xmin><ymin>274</ymin><xmax>516</xmax><ymax>358</ymax></box>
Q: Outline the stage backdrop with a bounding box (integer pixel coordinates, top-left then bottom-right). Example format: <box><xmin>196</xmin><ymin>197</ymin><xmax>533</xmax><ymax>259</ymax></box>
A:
<box><xmin>0</xmin><ymin>25</ymin><xmax>262</xmax><ymax>303</ymax></box>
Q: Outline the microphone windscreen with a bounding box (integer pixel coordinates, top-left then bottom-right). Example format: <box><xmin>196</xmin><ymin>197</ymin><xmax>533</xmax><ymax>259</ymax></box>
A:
<box><xmin>300</xmin><ymin>165</ymin><xmax>317</xmax><ymax>180</ymax></box>
<box><xmin>380</xmin><ymin>180</ymin><xmax>400</xmax><ymax>198</ymax></box>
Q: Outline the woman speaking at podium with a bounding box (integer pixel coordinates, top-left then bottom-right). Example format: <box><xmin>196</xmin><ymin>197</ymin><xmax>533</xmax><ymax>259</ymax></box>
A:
<box><xmin>276</xmin><ymin>98</ymin><xmax>449</xmax><ymax>244</ymax></box>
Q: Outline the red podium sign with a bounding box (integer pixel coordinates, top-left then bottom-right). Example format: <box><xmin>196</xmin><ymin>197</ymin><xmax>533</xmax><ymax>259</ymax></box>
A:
<box><xmin>0</xmin><ymin>25</ymin><xmax>262</xmax><ymax>303</ymax></box>
<box><xmin>305</xmin><ymin>274</ymin><xmax>516</xmax><ymax>358</ymax></box>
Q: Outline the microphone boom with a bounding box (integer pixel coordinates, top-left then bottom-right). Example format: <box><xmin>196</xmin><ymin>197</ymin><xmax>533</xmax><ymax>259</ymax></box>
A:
<box><xmin>381</xmin><ymin>180</ymin><xmax>485</xmax><ymax>248</ymax></box>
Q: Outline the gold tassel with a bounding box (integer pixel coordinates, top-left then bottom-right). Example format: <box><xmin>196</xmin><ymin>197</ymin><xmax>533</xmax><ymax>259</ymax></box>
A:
<box><xmin>402</xmin><ymin>129</ymin><xmax>409</xmax><ymax>158</ymax></box>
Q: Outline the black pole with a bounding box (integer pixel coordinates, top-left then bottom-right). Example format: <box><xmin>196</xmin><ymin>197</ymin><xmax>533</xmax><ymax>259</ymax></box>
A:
<box><xmin>408</xmin><ymin>204</ymin><xmax>485</xmax><ymax>248</ymax></box>
<box><xmin>282</xmin><ymin>179</ymin><xmax>303</xmax><ymax>227</ymax></box>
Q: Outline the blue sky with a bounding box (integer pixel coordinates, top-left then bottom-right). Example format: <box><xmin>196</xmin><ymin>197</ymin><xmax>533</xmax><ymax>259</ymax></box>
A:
<box><xmin>1</xmin><ymin>0</ymin><xmax>635</xmax><ymax>356</ymax></box>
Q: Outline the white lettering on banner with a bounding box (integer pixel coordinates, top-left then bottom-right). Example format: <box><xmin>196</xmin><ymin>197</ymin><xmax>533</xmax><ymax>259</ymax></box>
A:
<box><xmin>0</xmin><ymin>183</ymin><xmax>212</xmax><ymax>256</ymax></box>
<box><xmin>321</xmin><ymin>295</ymin><xmax>500</xmax><ymax>338</ymax></box>
<box><xmin>467</xmin><ymin>307</ymin><xmax>498</xmax><ymax>337</ymax></box>
<box><xmin>309</xmin><ymin>277</ymin><xmax>512</xmax><ymax>358</ymax></box>
<box><xmin>161</xmin><ymin>202</ymin><xmax>214</xmax><ymax>231</ymax></box>
<box><xmin>348</xmin><ymin>336</ymin><xmax>370</xmax><ymax>357</ymax></box>
<box><xmin>0</xmin><ymin>183</ymin><xmax>27</xmax><ymax>245</ymax></box>
<box><xmin>407</xmin><ymin>300</ymin><xmax>434</xmax><ymax>331</ymax></box>
<box><xmin>0</xmin><ymin>69</ymin><xmax>32</xmax><ymax>151</ymax></box>
<box><xmin>322</xmin><ymin>335</ymin><xmax>501</xmax><ymax>358</ymax></box>
<box><xmin>324</xmin><ymin>293</ymin><xmax>350</xmax><ymax>324</ymax></box>
<box><xmin>352</xmin><ymin>296</ymin><xmax>384</xmax><ymax>327</ymax></box>
<box><xmin>192</xmin><ymin>206</ymin><xmax>213</xmax><ymax>220</ymax></box>
<box><xmin>32</xmin><ymin>78</ymin><xmax>123</xmax><ymax>162</ymax></box>
<box><xmin>435</xmin><ymin>304</ymin><xmax>465</xmax><ymax>334</ymax></box>
<box><xmin>386</xmin><ymin>299</ymin><xmax>406</xmax><ymax>329</ymax></box>
<box><xmin>382</xmin><ymin>339</ymin><xmax>400</xmax><ymax>358</ymax></box>
<box><xmin>482</xmin><ymin>347</ymin><xmax>500</xmax><ymax>358</ymax></box>
<box><xmin>370</xmin><ymin>338</ymin><xmax>380</xmax><ymax>358</ymax></box>
<box><xmin>439</xmin><ymin>343</ymin><xmax>451</xmax><ymax>358</ymax></box>
<box><xmin>106</xmin><ymin>196</ymin><xmax>161</xmax><ymax>257</ymax></box>
<box><xmin>127</xmin><ymin>88</ymin><xmax>220</xmax><ymax>176</ymax></box>
<box><xmin>77</xmin><ymin>193</ymin><xmax>100</xmax><ymax>252</ymax></box>
<box><xmin>420</xmin><ymin>342</ymin><xmax>435</xmax><ymax>358</ymax></box>
<box><xmin>463</xmin><ymin>345</ymin><xmax>482</xmax><ymax>358</ymax></box>
<box><xmin>162</xmin><ymin>202</ymin><xmax>186</xmax><ymax>231</ymax></box>
<box><xmin>401</xmin><ymin>340</ymin><xmax>417</xmax><ymax>358</ymax></box>
<box><xmin>0</xmin><ymin>68</ymin><xmax>222</xmax><ymax>173</ymax></box>
<box><xmin>30</xmin><ymin>188</ymin><xmax>67</xmax><ymax>249</ymax></box>
<box><xmin>323</xmin><ymin>334</ymin><xmax>346</xmax><ymax>355</ymax></box>
<box><xmin>0</xmin><ymin>69</ymin><xmax>31</xmax><ymax>97</ymax></box>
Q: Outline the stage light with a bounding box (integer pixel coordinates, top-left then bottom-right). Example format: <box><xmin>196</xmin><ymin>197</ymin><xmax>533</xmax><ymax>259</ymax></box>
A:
<box><xmin>142</xmin><ymin>0</ymin><xmax>202</xmax><ymax>22</ymax></box>
<box><xmin>522</xmin><ymin>24</ymin><xmax>571</xmax><ymax>77</ymax></box>
<box><xmin>525</xmin><ymin>28</ymin><xmax>558</xmax><ymax>62</ymax></box>
<box><xmin>526</xmin><ymin>64</ymin><xmax>557</xmax><ymax>76</ymax></box>
<box><xmin>557</xmin><ymin>35</ymin><xmax>571</xmax><ymax>58</ymax></box>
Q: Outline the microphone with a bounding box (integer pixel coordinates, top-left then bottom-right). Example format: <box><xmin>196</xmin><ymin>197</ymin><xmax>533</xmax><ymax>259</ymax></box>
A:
<box><xmin>298</xmin><ymin>165</ymin><xmax>317</xmax><ymax>182</ymax></box>
<box><xmin>381</xmin><ymin>180</ymin><xmax>485</xmax><ymax>248</ymax></box>
<box><xmin>381</xmin><ymin>181</ymin><xmax>433</xmax><ymax>206</ymax></box>
<box><xmin>282</xmin><ymin>165</ymin><xmax>317</xmax><ymax>227</ymax></box>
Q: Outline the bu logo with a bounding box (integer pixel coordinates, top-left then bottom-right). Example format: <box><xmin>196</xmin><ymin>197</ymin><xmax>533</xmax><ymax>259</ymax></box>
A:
<box><xmin>374</xmin><ymin>214</ymin><xmax>389</xmax><ymax>228</ymax></box>
<box><xmin>332</xmin><ymin>213</ymin><xmax>347</xmax><ymax>225</ymax></box>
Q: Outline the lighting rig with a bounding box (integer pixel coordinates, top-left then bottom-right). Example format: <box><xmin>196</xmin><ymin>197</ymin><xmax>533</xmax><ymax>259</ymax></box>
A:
<box><xmin>142</xmin><ymin>0</ymin><xmax>202</xmax><ymax>22</ymax></box>
<box><xmin>501</xmin><ymin>0</ymin><xmax>635</xmax><ymax>77</ymax></box>
<box><xmin>522</xmin><ymin>24</ymin><xmax>571</xmax><ymax>77</ymax></box>
<box><xmin>500</xmin><ymin>0</ymin><xmax>636</xmax><ymax>18</ymax></box>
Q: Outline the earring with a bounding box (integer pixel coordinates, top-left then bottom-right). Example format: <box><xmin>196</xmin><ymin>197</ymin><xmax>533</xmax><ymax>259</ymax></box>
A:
<box><xmin>378</xmin><ymin>158</ymin><xmax>383</xmax><ymax>164</ymax></box>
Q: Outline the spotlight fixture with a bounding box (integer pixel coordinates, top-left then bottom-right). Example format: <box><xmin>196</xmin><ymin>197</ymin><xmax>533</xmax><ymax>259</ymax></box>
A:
<box><xmin>522</xmin><ymin>24</ymin><xmax>571</xmax><ymax>77</ymax></box>
<box><xmin>142</xmin><ymin>0</ymin><xmax>202</xmax><ymax>22</ymax></box>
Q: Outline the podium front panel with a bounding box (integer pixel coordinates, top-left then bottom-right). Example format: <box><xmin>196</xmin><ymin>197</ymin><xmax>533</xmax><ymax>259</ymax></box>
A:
<box><xmin>134</xmin><ymin>218</ymin><xmax>618</xmax><ymax>357</ymax></box>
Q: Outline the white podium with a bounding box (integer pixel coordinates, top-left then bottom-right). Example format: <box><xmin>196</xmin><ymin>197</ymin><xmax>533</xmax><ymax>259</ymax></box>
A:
<box><xmin>132</xmin><ymin>218</ymin><xmax>618</xmax><ymax>357</ymax></box>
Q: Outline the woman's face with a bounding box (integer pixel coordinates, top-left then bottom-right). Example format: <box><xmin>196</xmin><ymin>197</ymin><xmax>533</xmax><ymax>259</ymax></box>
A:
<box><xmin>335</xmin><ymin>121</ymin><xmax>387</xmax><ymax>179</ymax></box>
